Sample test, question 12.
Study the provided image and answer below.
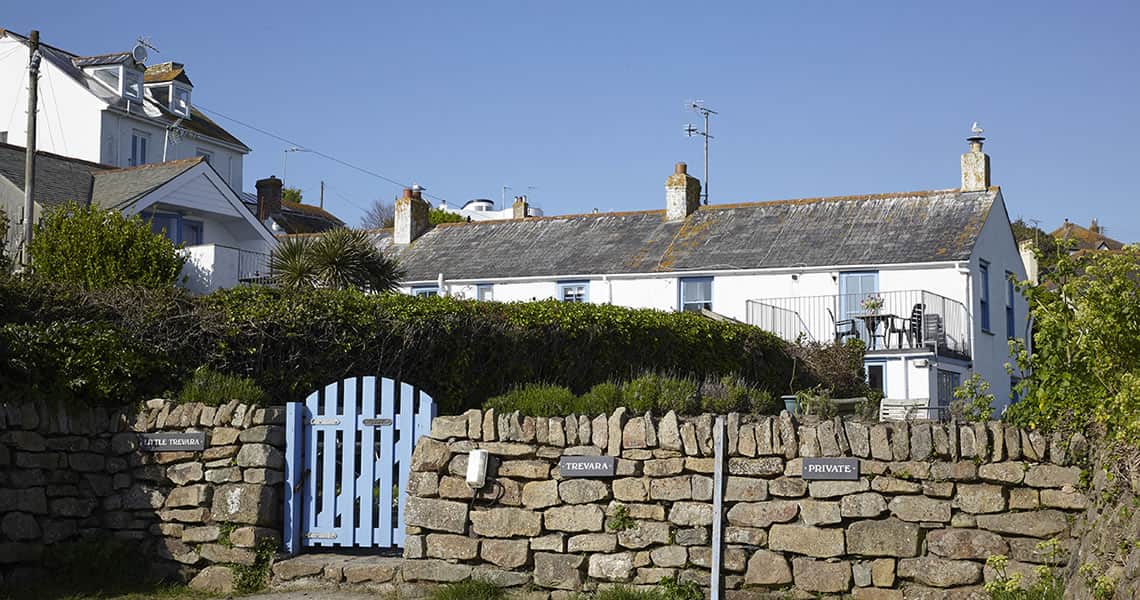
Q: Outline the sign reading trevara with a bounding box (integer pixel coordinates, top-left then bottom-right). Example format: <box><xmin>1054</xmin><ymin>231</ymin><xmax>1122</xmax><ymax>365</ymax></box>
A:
<box><xmin>138</xmin><ymin>432</ymin><xmax>206</xmax><ymax>452</ymax></box>
<box><xmin>801</xmin><ymin>457</ymin><xmax>860</xmax><ymax>480</ymax></box>
<box><xmin>559</xmin><ymin>456</ymin><xmax>616</xmax><ymax>478</ymax></box>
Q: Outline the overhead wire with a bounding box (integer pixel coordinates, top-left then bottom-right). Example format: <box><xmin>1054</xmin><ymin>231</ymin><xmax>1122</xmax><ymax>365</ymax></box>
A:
<box><xmin>196</xmin><ymin>104</ymin><xmax>451</xmax><ymax>205</ymax></box>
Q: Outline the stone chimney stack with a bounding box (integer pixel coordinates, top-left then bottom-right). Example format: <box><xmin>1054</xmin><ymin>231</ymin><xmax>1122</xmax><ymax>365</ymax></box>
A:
<box><xmin>665</xmin><ymin>162</ymin><xmax>701</xmax><ymax>221</ymax></box>
<box><xmin>961</xmin><ymin>125</ymin><xmax>991</xmax><ymax>192</ymax></box>
<box><xmin>255</xmin><ymin>176</ymin><xmax>283</xmax><ymax>222</ymax></box>
<box><xmin>512</xmin><ymin>195</ymin><xmax>529</xmax><ymax>219</ymax></box>
<box><xmin>394</xmin><ymin>187</ymin><xmax>430</xmax><ymax>244</ymax></box>
<box><xmin>1089</xmin><ymin>218</ymin><xmax>1100</xmax><ymax>234</ymax></box>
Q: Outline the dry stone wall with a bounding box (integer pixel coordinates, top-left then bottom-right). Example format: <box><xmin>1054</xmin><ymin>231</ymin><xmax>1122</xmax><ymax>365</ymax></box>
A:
<box><xmin>0</xmin><ymin>399</ymin><xmax>286</xmax><ymax>593</ymax></box>
<box><xmin>405</xmin><ymin>409</ymin><xmax>1092</xmax><ymax>598</ymax></box>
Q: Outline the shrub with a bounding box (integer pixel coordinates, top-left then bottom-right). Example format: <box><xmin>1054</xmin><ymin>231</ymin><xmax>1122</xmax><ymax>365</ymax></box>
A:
<box><xmin>269</xmin><ymin>228</ymin><xmax>404</xmax><ymax>292</ymax></box>
<box><xmin>484</xmin><ymin>384</ymin><xmax>579</xmax><ymax>416</ymax></box>
<box><xmin>429</xmin><ymin>579</ymin><xmax>504</xmax><ymax>600</ymax></box>
<box><xmin>176</xmin><ymin>367</ymin><xmax>267</xmax><ymax>406</ymax></box>
<box><xmin>28</xmin><ymin>202</ymin><xmax>185</xmax><ymax>289</ymax></box>
<box><xmin>788</xmin><ymin>338</ymin><xmax>868</xmax><ymax>399</ymax></box>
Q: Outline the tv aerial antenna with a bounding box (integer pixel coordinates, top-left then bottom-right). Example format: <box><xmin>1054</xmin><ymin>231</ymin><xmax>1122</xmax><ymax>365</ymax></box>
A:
<box><xmin>684</xmin><ymin>100</ymin><xmax>717</xmax><ymax>205</ymax></box>
<box><xmin>133</xmin><ymin>37</ymin><xmax>159</xmax><ymax>64</ymax></box>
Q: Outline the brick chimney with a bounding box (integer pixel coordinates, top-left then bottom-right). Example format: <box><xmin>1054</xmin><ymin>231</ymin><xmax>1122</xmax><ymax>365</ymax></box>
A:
<box><xmin>394</xmin><ymin>187</ymin><xmax>430</xmax><ymax>244</ymax></box>
<box><xmin>512</xmin><ymin>195</ymin><xmax>529</xmax><ymax>219</ymax></box>
<box><xmin>665</xmin><ymin>162</ymin><xmax>701</xmax><ymax>221</ymax></box>
<box><xmin>255</xmin><ymin>176</ymin><xmax>283</xmax><ymax>222</ymax></box>
<box><xmin>961</xmin><ymin>126</ymin><xmax>991</xmax><ymax>192</ymax></box>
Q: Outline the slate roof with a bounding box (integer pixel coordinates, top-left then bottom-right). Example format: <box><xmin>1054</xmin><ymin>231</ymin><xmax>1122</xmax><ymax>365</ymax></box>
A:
<box><xmin>0</xmin><ymin>141</ymin><xmax>109</xmax><ymax>209</ymax></box>
<box><xmin>1051</xmin><ymin>220</ymin><xmax>1124</xmax><ymax>251</ymax></box>
<box><xmin>91</xmin><ymin>157</ymin><xmax>203</xmax><ymax>209</ymax></box>
<box><xmin>377</xmin><ymin>188</ymin><xmax>998</xmax><ymax>282</ymax></box>
<box><xmin>240</xmin><ymin>192</ymin><xmax>346</xmax><ymax>234</ymax></box>
<box><xmin>73</xmin><ymin>52</ymin><xmax>137</xmax><ymax>67</ymax></box>
<box><xmin>144</xmin><ymin>61</ymin><xmax>193</xmax><ymax>86</ymax></box>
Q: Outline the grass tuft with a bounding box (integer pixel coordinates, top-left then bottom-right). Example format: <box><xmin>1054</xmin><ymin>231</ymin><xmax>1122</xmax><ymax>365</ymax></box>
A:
<box><xmin>429</xmin><ymin>579</ymin><xmax>505</xmax><ymax>600</ymax></box>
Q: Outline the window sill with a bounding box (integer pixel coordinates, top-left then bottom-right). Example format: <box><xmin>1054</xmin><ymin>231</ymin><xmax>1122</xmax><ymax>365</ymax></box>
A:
<box><xmin>981</xmin><ymin>329</ymin><xmax>994</xmax><ymax>336</ymax></box>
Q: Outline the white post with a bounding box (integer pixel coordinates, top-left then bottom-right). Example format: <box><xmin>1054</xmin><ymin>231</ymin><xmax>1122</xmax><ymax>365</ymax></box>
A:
<box><xmin>710</xmin><ymin>415</ymin><xmax>726</xmax><ymax>600</ymax></box>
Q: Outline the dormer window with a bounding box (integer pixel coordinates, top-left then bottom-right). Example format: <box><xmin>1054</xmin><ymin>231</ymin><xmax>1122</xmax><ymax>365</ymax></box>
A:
<box><xmin>123</xmin><ymin>69</ymin><xmax>143</xmax><ymax>100</ymax></box>
<box><xmin>90</xmin><ymin>66</ymin><xmax>122</xmax><ymax>93</ymax></box>
<box><xmin>172</xmin><ymin>86</ymin><xmax>191</xmax><ymax>116</ymax></box>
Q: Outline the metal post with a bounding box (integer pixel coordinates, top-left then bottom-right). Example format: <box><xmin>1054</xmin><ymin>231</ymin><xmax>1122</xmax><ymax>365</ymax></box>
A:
<box><xmin>703</xmin><ymin>109</ymin><xmax>710</xmax><ymax>205</ymax></box>
<box><xmin>710</xmin><ymin>415</ymin><xmax>726</xmax><ymax>600</ymax></box>
<box><xmin>20</xmin><ymin>30</ymin><xmax>40</xmax><ymax>267</ymax></box>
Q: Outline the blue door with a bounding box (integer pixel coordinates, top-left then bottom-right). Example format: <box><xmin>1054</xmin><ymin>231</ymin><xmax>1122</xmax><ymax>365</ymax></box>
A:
<box><xmin>283</xmin><ymin>376</ymin><xmax>436</xmax><ymax>553</ymax></box>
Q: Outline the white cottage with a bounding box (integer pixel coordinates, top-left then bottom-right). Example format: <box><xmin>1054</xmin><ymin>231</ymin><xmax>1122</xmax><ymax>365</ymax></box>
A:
<box><xmin>375</xmin><ymin>135</ymin><xmax>1028</xmax><ymax>418</ymax></box>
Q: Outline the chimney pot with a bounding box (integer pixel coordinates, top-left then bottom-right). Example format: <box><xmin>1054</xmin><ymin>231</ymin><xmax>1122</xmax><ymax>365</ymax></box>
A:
<box><xmin>403</xmin><ymin>188</ymin><xmax>414</xmax><ymax>198</ymax></box>
<box><xmin>512</xmin><ymin>195</ymin><xmax>529</xmax><ymax>219</ymax></box>
<box><xmin>675</xmin><ymin>162</ymin><xmax>687</xmax><ymax>175</ymax></box>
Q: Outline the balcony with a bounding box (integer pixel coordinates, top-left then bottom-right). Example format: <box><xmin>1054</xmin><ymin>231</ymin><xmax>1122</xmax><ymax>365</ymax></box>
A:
<box><xmin>746</xmin><ymin>289</ymin><xmax>970</xmax><ymax>359</ymax></box>
<box><xmin>181</xmin><ymin>244</ymin><xmax>272</xmax><ymax>294</ymax></box>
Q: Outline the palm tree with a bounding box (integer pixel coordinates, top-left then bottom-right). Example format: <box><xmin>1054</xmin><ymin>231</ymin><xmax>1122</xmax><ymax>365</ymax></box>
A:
<box><xmin>269</xmin><ymin>228</ymin><xmax>404</xmax><ymax>292</ymax></box>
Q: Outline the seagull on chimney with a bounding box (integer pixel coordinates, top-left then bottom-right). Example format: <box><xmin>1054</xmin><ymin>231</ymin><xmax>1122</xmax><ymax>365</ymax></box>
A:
<box><xmin>971</xmin><ymin>122</ymin><xmax>984</xmax><ymax>135</ymax></box>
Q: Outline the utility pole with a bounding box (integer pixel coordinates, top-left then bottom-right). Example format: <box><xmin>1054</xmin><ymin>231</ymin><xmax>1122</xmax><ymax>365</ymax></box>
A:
<box><xmin>684</xmin><ymin>101</ymin><xmax>717</xmax><ymax>205</ymax></box>
<box><xmin>319</xmin><ymin>180</ymin><xmax>324</xmax><ymax>209</ymax></box>
<box><xmin>21</xmin><ymin>30</ymin><xmax>40</xmax><ymax>267</ymax></box>
<box><xmin>501</xmin><ymin>185</ymin><xmax>511</xmax><ymax>211</ymax></box>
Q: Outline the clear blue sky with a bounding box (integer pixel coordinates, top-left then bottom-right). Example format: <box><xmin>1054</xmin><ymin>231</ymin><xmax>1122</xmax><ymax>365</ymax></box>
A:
<box><xmin>7</xmin><ymin>1</ymin><xmax>1139</xmax><ymax>240</ymax></box>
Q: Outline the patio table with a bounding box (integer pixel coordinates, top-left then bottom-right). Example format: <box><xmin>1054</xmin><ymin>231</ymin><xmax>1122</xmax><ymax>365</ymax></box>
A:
<box><xmin>855</xmin><ymin>313</ymin><xmax>898</xmax><ymax>350</ymax></box>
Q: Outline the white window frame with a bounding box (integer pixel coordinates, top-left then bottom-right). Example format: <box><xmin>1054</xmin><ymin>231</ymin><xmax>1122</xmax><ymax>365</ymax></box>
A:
<box><xmin>130</xmin><ymin>130</ymin><xmax>150</xmax><ymax>167</ymax></box>
<box><xmin>123</xmin><ymin>69</ymin><xmax>143</xmax><ymax>100</ymax></box>
<box><xmin>558</xmin><ymin>281</ymin><xmax>588</xmax><ymax>303</ymax></box>
<box><xmin>476</xmin><ymin>284</ymin><xmax>493</xmax><ymax>301</ymax></box>
<box><xmin>679</xmin><ymin>277</ymin><xmax>713</xmax><ymax>312</ymax></box>
<box><xmin>412</xmin><ymin>286</ymin><xmax>439</xmax><ymax>297</ymax></box>
<box><xmin>172</xmin><ymin>85</ymin><xmax>192</xmax><ymax>116</ymax></box>
<box><xmin>88</xmin><ymin>66</ymin><xmax>123</xmax><ymax>95</ymax></box>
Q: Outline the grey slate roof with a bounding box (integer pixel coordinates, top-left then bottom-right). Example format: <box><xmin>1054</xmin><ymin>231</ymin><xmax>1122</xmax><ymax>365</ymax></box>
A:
<box><xmin>91</xmin><ymin>157</ymin><xmax>202</xmax><ymax>209</ymax></box>
<box><xmin>377</xmin><ymin>188</ymin><xmax>997</xmax><ymax>282</ymax></box>
<box><xmin>0</xmin><ymin>142</ymin><xmax>108</xmax><ymax>209</ymax></box>
<box><xmin>240</xmin><ymin>192</ymin><xmax>346</xmax><ymax>234</ymax></box>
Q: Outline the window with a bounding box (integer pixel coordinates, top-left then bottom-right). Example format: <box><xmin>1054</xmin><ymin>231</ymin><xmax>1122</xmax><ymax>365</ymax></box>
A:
<box><xmin>196</xmin><ymin>149</ymin><xmax>213</xmax><ymax>165</ymax></box>
<box><xmin>476</xmin><ymin>284</ymin><xmax>493</xmax><ymax>301</ymax></box>
<box><xmin>1010</xmin><ymin>376</ymin><xmax>1022</xmax><ymax>404</ymax></box>
<box><xmin>679</xmin><ymin>277</ymin><xmax>713</xmax><ymax>312</ymax></box>
<box><xmin>412</xmin><ymin>287</ymin><xmax>439</xmax><ymax>297</ymax></box>
<box><xmin>866</xmin><ymin>363</ymin><xmax>885</xmax><ymax>396</ymax></box>
<box><xmin>130</xmin><ymin>130</ymin><xmax>149</xmax><ymax>166</ymax></box>
<box><xmin>123</xmin><ymin>70</ymin><xmax>143</xmax><ymax>100</ymax></box>
<box><xmin>1005</xmin><ymin>274</ymin><xmax>1015</xmax><ymax>339</ymax></box>
<box><xmin>979</xmin><ymin>261</ymin><xmax>991</xmax><ymax>332</ymax></box>
<box><xmin>172</xmin><ymin>86</ymin><xmax>191</xmax><ymax>116</ymax></box>
<box><xmin>0</xmin><ymin>131</ymin><xmax>7</xmax><ymax>143</ymax></box>
<box><xmin>91</xmin><ymin>66</ymin><xmax>121</xmax><ymax>93</ymax></box>
<box><xmin>148</xmin><ymin>212</ymin><xmax>203</xmax><ymax>245</ymax></box>
<box><xmin>558</xmin><ymin>281</ymin><xmax>588</xmax><ymax>303</ymax></box>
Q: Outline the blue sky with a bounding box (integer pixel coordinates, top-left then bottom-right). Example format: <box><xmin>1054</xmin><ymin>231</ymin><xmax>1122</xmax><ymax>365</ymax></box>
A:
<box><xmin>7</xmin><ymin>2</ymin><xmax>1139</xmax><ymax>240</ymax></box>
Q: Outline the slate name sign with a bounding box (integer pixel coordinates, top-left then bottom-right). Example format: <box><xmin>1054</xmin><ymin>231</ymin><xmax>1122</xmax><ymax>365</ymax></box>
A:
<box><xmin>559</xmin><ymin>456</ymin><xmax>616</xmax><ymax>478</ymax></box>
<box><xmin>801</xmin><ymin>457</ymin><xmax>860</xmax><ymax>480</ymax></box>
<box><xmin>138</xmin><ymin>432</ymin><xmax>206</xmax><ymax>452</ymax></box>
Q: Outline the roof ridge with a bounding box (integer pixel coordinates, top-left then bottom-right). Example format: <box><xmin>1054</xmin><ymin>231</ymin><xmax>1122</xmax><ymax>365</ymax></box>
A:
<box><xmin>95</xmin><ymin>155</ymin><xmax>204</xmax><ymax>176</ymax></box>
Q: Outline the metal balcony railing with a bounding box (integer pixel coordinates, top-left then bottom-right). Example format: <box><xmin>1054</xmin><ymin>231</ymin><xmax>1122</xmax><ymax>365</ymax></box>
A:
<box><xmin>746</xmin><ymin>289</ymin><xmax>970</xmax><ymax>359</ymax></box>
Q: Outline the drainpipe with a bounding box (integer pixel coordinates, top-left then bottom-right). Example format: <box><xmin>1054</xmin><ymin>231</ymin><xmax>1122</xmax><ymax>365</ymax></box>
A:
<box><xmin>437</xmin><ymin>273</ymin><xmax>445</xmax><ymax>296</ymax></box>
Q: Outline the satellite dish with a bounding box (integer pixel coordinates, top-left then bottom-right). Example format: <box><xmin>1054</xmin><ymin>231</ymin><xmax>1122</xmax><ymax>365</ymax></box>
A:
<box><xmin>132</xmin><ymin>43</ymin><xmax>148</xmax><ymax>64</ymax></box>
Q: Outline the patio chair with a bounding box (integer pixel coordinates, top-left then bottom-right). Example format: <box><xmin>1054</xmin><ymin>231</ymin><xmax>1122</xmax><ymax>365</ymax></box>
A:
<box><xmin>890</xmin><ymin>303</ymin><xmax>924</xmax><ymax>348</ymax></box>
<box><xmin>922</xmin><ymin>313</ymin><xmax>945</xmax><ymax>351</ymax></box>
<box><xmin>828</xmin><ymin>308</ymin><xmax>857</xmax><ymax>344</ymax></box>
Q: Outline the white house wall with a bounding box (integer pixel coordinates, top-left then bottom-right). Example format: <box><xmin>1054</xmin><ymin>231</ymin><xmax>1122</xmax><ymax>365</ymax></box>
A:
<box><xmin>0</xmin><ymin>38</ymin><xmax>105</xmax><ymax>162</ymax></box>
<box><xmin>100</xmin><ymin>111</ymin><xmax>244</xmax><ymax>193</ymax></box>
<box><xmin>966</xmin><ymin>191</ymin><xmax>1030</xmax><ymax>411</ymax></box>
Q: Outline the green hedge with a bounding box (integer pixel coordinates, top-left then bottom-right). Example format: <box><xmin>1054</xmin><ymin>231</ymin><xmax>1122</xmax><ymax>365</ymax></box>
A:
<box><xmin>0</xmin><ymin>279</ymin><xmax>808</xmax><ymax>413</ymax></box>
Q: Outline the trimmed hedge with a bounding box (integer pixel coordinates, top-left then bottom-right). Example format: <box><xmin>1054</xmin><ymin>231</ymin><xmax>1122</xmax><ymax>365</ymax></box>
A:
<box><xmin>0</xmin><ymin>280</ymin><xmax>807</xmax><ymax>413</ymax></box>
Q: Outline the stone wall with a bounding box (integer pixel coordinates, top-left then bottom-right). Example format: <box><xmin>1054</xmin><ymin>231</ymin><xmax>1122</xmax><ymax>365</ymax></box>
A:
<box><xmin>0</xmin><ymin>399</ymin><xmax>285</xmax><ymax>592</ymax></box>
<box><xmin>404</xmin><ymin>409</ymin><xmax>1092</xmax><ymax>598</ymax></box>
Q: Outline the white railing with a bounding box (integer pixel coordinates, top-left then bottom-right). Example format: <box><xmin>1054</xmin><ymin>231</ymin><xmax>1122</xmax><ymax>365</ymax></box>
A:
<box><xmin>746</xmin><ymin>289</ymin><xmax>971</xmax><ymax>358</ymax></box>
<box><xmin>180</xmin><ymin>244</ymin><xmax>271</xmax><ymax>294</ymax></box>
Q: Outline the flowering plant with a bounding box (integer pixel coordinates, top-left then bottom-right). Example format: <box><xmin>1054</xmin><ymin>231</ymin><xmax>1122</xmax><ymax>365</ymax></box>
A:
<box><xmin>860</xmin><ymin>295</ymin><xmax>884</xmax><ymax>313</ymax></box>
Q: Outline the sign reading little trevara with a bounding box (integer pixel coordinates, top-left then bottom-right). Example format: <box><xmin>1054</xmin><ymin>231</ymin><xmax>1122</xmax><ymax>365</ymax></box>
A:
<box><xmin>559</xmin><ymin>456</ymin><xmax>616</xmax><ymax>478</ymax></box>
<box><xmin>801</xmin><ymin>457</ymin><xmax>860</xmax><ymax>480</ymax></box>
<box><xmin>138</xmin><ymin>432</ymin><xmax>207</xmax><ymax>452</ymax></box>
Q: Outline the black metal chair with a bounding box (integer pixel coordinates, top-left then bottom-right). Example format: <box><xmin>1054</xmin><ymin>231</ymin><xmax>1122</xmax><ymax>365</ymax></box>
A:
<box><xmin>828</xmin><ymin>308</ymin><xmax>857</xmax><ymax>344</ymax></box>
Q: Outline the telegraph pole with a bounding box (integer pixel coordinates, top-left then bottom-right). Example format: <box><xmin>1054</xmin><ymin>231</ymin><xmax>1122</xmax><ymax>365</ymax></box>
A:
<box><xmin>319</xmin><ymin>180</ymin><xmax>325</xmax><ymax>209</ymax></box>
<box><xmin>21</xmin><ymin>30</ymin><xmax>40</xmax><ymax>267</ymax></box>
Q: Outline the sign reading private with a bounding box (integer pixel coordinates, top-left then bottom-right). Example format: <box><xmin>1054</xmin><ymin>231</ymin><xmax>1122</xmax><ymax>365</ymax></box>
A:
<box><xmin>801</xmin><ymin>457</ymin><xmax>860</xmax><ymax>480</ymax></box>
<box><xmin>559</xmin><ymin>456</ymin><xmax>616</xmax><ymax>478</ymax></box>
<box><xmin>138</xmin><ymin>432</ymin><xmax>206</xmax><ymax>452</ymax></box>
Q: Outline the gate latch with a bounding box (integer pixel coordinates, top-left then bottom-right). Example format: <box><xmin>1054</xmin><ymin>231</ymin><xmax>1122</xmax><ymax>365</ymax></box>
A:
<box><xmin>362</xmin><ymin>418</ymin><xmax>393</xmax><ymax>427</ymax></box>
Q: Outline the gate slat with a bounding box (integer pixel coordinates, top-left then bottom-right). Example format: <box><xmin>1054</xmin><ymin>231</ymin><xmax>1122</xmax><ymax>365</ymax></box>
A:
<box><xmin>376</xmin><ymin>377</ymin><xmax>396</xmax><ymax>546</ymax></box>
<box><xmin>394</xmin><ymin>382</ymin><xmax>417</xmax><ymax>547</ymax></box>
<box><xmin>355</xmin><ymin>376</ymin><xmax>377</xmax><ymax>547</ymax></box>
<box><xmin>337</xmin><ymin>377</ymin><xmax>358</xmax><ymax>547</ymax></box>
<box><xmin>283</xmin><ymin>401</ymin><xmax>304</xmax><ymax>554</ymax></box>
<box><xmin>303</xmin><ymin>390</ymin><xmax>320</xmax><ymax>543</ymax></box>
<box><xmin>317</xmin><ymin>381</ymin><xmax>339</xmax><ymax>546</ymax></box>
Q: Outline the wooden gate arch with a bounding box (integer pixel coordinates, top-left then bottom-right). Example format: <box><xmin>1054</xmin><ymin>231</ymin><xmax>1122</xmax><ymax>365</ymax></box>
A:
<box><xmin>283</xmin><ymin>375</ymin><xmax>436</xmax><ymax>553</ymax></box>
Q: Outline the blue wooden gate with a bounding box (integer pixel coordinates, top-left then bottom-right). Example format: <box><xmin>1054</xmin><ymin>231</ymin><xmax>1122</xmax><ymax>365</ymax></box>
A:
<box><xmin>283</xmin><ymin>376</ymin><xmax>436</xmax><ymax>553</ymax></box>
